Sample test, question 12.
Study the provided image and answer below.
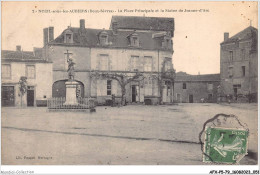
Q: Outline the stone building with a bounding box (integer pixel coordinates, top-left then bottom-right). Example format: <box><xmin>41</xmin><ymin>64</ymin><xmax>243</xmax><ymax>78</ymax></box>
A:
<box><xmin>220</xmin><ymin>26</ymin><xmax>258</xmax><ymax>102</ymax></box>
<box><xmin>43</xmin><ymin>16</ymin><xmax>175</xmax><ymax>105</ymax></box>
<box><xmin>1</xmin><ymin>46</ymin><xmax>52</xmax><ymax>107</ymax></box>
<box><xmin>174</xmin><ymin>73</ymin><xmax>220</xmax><ymax>103</ymax></box>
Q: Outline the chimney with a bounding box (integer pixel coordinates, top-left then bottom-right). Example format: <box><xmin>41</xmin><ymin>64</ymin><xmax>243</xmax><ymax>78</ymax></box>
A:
<box><xmin>112</xmin><ymin>21</ymin><xmax>118</xmax><ymax>34</ymax></box>
<box><xmin>80</xmin><ymin>19</ymin><xmax>85</xmax><ymax>30</ymax></box>
<box><xmin>16</xmin><ymin>45</ymin><xmax>21</xmax><ymax>51</ymax></box>
<box><xmin>49</xmin><ymin>27</ymin><xmax>54</xmax><ymax>42</ymax></box>
<box><xmin>224</xmin><ymin>32</ymin><xmax>229</xmax><ymax>41</ymax></box>
<box><xmin>43</xmin><ymin>28</ymin><xmax>49</xmax><ymax>46</ymax></box>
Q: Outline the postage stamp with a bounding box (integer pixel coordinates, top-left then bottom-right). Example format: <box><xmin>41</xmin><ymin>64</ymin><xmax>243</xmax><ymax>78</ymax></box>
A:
<box><xmin>203</xmin><ymin>127</ymin><xmax>248</xmax><ymax>164</ymax></box>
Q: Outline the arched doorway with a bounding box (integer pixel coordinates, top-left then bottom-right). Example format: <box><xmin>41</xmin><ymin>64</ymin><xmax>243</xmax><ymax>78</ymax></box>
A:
<box><xmin>52</xmin><ymin>79</ymin><xmax>84</xmax><ymax>98</ymax></box>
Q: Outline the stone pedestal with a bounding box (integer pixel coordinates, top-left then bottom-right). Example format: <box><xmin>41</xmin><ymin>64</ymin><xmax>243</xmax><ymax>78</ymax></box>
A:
<box><xmin>64</xmin><ymin>81</ymin><xmax>79</xmax><ymax>105</ymax></box>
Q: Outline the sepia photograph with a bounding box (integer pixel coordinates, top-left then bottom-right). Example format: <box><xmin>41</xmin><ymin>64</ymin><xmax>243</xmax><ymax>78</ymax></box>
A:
<box><xmin>1</xmin><ymin>1</ymin><xmax>259</xmax><ymax>174</ymax></box>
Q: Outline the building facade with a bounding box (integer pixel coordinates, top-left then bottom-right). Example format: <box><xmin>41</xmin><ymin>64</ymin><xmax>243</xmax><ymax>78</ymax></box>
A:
<box><xmin>174</xmin><ymin>73</ymin><xmax>220</xmax><ymax>103</ymax></box>
<box><xmin>44</xmin><ymin>16</ymin><xmax>175</xmax><ymax>105</ymax></box>
<box><xmin>220</xmin><ymin>26</ymin><xmax>258</xmax><ymax>102</ymax></box>
<box><xmin>1</xmin><ymin>47</ymin><xmax>52</xmax><ymax>107</ymax></box>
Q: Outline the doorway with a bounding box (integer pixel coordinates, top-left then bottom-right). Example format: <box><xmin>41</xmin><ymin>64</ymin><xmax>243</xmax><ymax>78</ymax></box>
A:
<box><xmin>27</xmin><ymin>86</ymin><xmax>34</xmax><ymax>107</ymax></box>
<box><xmin>177</xmin><ymin>94</ymin><xmax>181</xmax><ymax>103</ymax></box>
<box><xmin>189</xmin><ymin>94</ymin><xmax>193</xmax><ymax>103</ymax></box>
<box><xmin>208</xmin><ymin>94</ymin><xmax>213</xmax><ymax>102</ymax></box>
<box><xmin>132</xmin><ymin>85</ymin><xmax>139</xmax><ymax>102</ymax></box>
<box><xmin>1</xmin><ymin>86</ymin><xmax>15</xmax><ymax>106</ymax></box>
<box><xmin>233</xmin><ymin>84</ymin><xmax>241</xmax><ymax>101</ymax></box>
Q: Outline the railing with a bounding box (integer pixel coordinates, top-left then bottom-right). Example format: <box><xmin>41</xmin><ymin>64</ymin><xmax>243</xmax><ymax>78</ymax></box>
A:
<box><xmin>47</xmin><ymin>97</ymin><xmax>96</xmax><ymax>110</ymax></box>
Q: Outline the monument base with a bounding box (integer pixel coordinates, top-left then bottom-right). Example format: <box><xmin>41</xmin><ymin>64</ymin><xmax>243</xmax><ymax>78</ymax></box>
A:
<box><xmin>63</xmin><ymin>80</ymin><xmax>79</xmax><ymax>106</ymax></box>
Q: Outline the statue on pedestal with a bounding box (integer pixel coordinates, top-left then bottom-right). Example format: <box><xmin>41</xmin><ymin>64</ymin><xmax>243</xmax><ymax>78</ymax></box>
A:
<box><xmin>65</xmin><ymin>49</ymin><xmax>75</xmax><ymax>80</ymax></box>
<box><xmin>67</xmin><ymin>58</ymin><xmax>75</xmax><ymax>80</ymax></box>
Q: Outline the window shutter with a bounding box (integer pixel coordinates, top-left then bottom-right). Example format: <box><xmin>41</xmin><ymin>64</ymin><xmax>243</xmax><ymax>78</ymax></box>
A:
<box><xmin>103</xmin><ymin>80</ymin><xmax>107</xmax><ymax>96</ymax></box>
<box><xmin>97</xmin><ymin>80</ymin><xmax>102</xmax><ymax>96</ymax></box>
<box><xmin>96</xmin><ymin>55</ymin><xmax>100</xmax><ymax>70</ymax></box>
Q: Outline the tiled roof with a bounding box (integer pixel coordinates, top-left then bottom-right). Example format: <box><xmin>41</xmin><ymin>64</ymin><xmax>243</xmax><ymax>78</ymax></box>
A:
<box><xmin>110</xmin><ymin>16</ymin><xmax>174</xmax><ymax>32</ymax></box>
<box><xmin>221</xmin><ymin>26</ymin><xmax>258</xmax><ymax>44</ymax></box>
<box><xmin>49</xmin><ymin>27</ymin><xmax>172</xmax><ymax>51</ymax></box>
<box><xmin>1</xmin><ymin>50</ymin><xmax>51</xmax><ymax>63</ymax></box>
<box><xmin>175</xmin><ymin>73</ymin><xmax>220</xmax><ymax>82</ymax></box>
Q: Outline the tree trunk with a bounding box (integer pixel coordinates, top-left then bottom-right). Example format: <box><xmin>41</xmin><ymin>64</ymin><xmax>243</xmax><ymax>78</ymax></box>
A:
<box><xmin>121</xmin><ymin>86</ymin><xmax>126</xmax><ymax>106</ymax></box>
<box><xmin>158</xmin><ymin>79</ymin><xmax>163</xmax><ymax>105</ymax></box>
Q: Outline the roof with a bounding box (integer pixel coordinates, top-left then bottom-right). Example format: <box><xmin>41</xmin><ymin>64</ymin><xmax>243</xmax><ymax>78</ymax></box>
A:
<box><xmin>110</xmin><ymin>16</ymin><xmax>174</xmax><ymax>33</ymax></box>
<box><xmin>49</xmin><ymin>27</ymin><xmax>172</xmax><ymax>51</ymax></box>
<box><xmin>221</xmin><ymin>26</ymin><xmax>258</xmax><ymax>44</ymax></box>
<box><xmin>1</xmin><ymin>50</ymin><xmax>51</xmax><ymax>63</ymax></box>
<box><xmin>175</xmin><ymin>73</ymin><xmax>220</xmax><ymax>82</ymax></box>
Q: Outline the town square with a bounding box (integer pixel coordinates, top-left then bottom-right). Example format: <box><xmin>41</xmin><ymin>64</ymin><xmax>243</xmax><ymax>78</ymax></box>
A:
<box><xmin>2</xmin><ymin>103</ymin><xmax>257</xmax><ymax>165</ymax></box>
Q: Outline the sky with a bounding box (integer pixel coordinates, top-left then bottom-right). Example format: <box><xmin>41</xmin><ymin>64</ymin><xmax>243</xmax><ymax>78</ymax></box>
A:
<box><xmin>1</xmin><ymin>1</ymin><xmax>258</xmax><ymax>75</ymax></box>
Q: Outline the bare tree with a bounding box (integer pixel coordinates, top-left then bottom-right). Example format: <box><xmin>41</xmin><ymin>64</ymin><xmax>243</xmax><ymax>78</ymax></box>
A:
<box><xmin>91</xmin><ymin>71</ymin><xmax>144</xmax><ymax>106</ymax></box>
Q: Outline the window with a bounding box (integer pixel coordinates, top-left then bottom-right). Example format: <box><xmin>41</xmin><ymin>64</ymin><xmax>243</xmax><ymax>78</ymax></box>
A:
<box><xmin>233</xmin><ymin>84</ymin><xmax>242</xmax><ymax>95</ymax></box>
<box><xmin>207</xmin><ymin>83</ymin><xmax>213</xmax><ymax>91</ymax></box>
<box><xmin>144</xmin><ymin>56</ymin><xmax>152</xmax><ymax>71</ymax></box>
<box><xmin>131</xmin><ymin>56</ymin><xmax>139</xmax><ymax>71</ymax></box>
<box><xmin>229</xmin><ymin>51</ymin><xmax>233</xmax><ymax>62</ymax></box>
<box><xmin>228</xmin><ymin>66</ymin><xmax>233</xmax><ymax>78</ymax></box>
<box><xmin>130</xmin><ymin>33</ymin><xmax>139</xmax><ymax>47</ymax></box>
<box><xmin>233</xmin><ymin>84</ymin><xmax>241</xmax><ymax>88</ymax></box>
<box><xmin>65</xmin><ymin>34</ymin><xmax>72</xmax><ymax>43</ymax></box>
<box><xmin>2</xmin><ymin>64</ymin><xmax>11</xmax><ymax>79</ymax></box>
<box><xmin>162</xmin><ymin>37</ymin><xmax>172</xmax><ymax>49</ymax></box>
<box><xmin>99</xmin><ymin>31</ymin><xmax>108</xmax><ymax>45</ymax></box>
<box><xmin>26</xmin><ymin>65</ymin><xmax>35</xmax><ymax>79</ymax></box>
<box><xmin>132</xmin><ymin>37</ymin><xmax>138</xmax><ymax>46</ymax></box>
<box><xmin>100</xmin><ymin>35</ymin><xmax>108</xmax><ymax>45</ymax></box>
<box><xmin>164</xmin><ymin>58</ymin><xmax>172</xmax><ymax>71</ymax></box>
<box><xmin>107</xmin><ymin>80</ymin><xmax>112</xmax><ymax>95</ymax></box>
<box><xmin>241</xmin><ymin>49</ymin><xmax>245</xmax><ymax>60</ymax></box>
<box><xmin>183</xmin><ymin>83</ymin><xmax>187</xmax><ymax>89</ymax></box>
<box><xmin>242</xmin><ymin>66</ymin><xmax>246</xmax><ymax>77</ymax></box>
<box><xmin>64</xmin><ymin>29</ymin><xmax>73</xmax><ymax>44</ymax></box>
<box><xmin>100</xmin><ymin>54</ymin><xmax>109</xmax><ymax>71</ymax></box>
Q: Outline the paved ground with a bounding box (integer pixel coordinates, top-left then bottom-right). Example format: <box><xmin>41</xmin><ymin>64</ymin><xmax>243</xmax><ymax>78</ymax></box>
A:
<box><xmin>1</xmin><ymin>103</ymin><xmax>258</xmax><ymax>165</ymax></box>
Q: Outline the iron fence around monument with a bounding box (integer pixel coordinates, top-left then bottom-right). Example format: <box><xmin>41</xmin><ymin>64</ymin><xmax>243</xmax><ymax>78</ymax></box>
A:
<box><xmin>47</xmin><ymin>97</ymin><xmax>96</xmax><ymax>111</ymax></box>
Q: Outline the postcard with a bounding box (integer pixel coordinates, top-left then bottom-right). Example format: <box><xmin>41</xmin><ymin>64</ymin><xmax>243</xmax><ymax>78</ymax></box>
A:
<box><xmin>1</xmin><ymin>1</ymin><xmax>258</xmax><ymax>174</ymax></box>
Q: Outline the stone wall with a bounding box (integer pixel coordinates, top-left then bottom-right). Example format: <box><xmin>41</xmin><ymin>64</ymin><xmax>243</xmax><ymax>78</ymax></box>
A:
<box><xmin>174</xmin><ymin>81</ymin><xmax>220</xmax><ymax>103</ymax></box>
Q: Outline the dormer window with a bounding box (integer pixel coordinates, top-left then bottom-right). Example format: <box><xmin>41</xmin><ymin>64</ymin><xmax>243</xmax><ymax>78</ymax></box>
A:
<box><xmin>162</xmin><ymin>36</ymin><xmax>172</xmax><ymax>49</ymax></box>
<box><xmin>132</xmin><ymin>37</ymin><xmax>138</xmax><ymax>46</ymax></box>
<box><xmin>99</xmin><ymin>31</ymin><xmax>108</xmax><ymax>46</ymax></box>
<box><xmin>128</xmin><ymin>32</ymin><xmax>139</xmax><ymax>47</ymax></box>
<box><xmin>66</xmin><ymin>34</ymin><xmax>72</xmax><ymax>43</ymax></box>
<box><xmin>64</xmin><ymin>29</ymin><xmax>73</xmax><ymax>44</ymax></box>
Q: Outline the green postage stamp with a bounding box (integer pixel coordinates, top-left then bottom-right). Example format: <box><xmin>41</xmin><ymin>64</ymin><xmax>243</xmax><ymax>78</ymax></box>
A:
<box><xmin>203</xmin><ymin>127</ymin><xmax>248</xmax><ymax>164</ymax></box>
